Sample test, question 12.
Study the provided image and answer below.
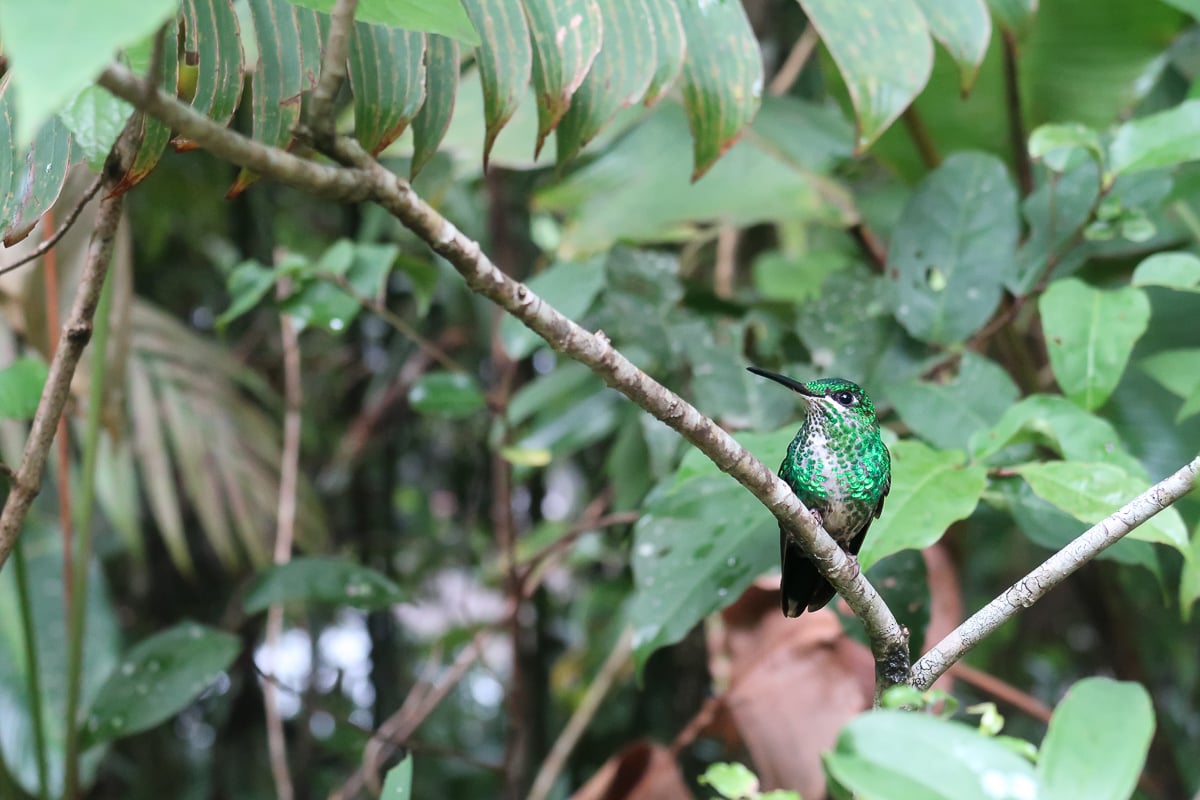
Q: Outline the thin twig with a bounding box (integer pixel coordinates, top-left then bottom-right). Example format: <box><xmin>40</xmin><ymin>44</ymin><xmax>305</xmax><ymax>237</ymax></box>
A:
<box><xmin>0</xmin><ymin>171</ymin><xmax>125</xmax><ymax>572</ymax></box>
<box><xmin>520</xmin><ymin>511</ymin><xmax>640</xmax><ymax>597</ymax></box>
<box><xmin>902</xmin><ymin>106</ymin><xmax>941</xmax><ymax>169</ymax></box>
<box><xmin>948</xmin><ymin>663</ymin><xmax>1052</xmax><ymax>723</ymax></box>
<box><xmin>768</xmin><ymin>26</ymin><xmax>819</xmax><ymax>97</ymax></box>
<box><xmin>98</xmin><ymin>59</ymin><xmax>911</xmax><ymax>689</ymax></box>
<box><xmin>263</xmin><ymin>277</ymin><xmax>305</xmax><ymax>800</ymax></box>
<box><xmin>525</xmin><ymin>629</ymin><xmax>634</xmax><ymax>800</ymax></box>
<box><xmin>307</xmin><ymin>0</ymin><xmax>359</xmax><ymax>144</ymax></box>
<box><xmin>713</xmin><ymin>226</ymin><xmax>739</xmax><ymax>299</ymax></box>
<box><xmin>0</xmin><ymin>175</ymin><xmax>103</xmax><ymax>279</ymax></box>
<box><xmin>1002</xmin><ymin>30</ymin><xmax>1033</xmax><ymax>196</ymax></box>
<box><xmin>331</xmin><ymin>633</ymin><xmax>490</xmax><ymax>800</ymax></box>
<box><xmin>316</xmin><ymin>271</ymin><xmax>464</xmax><ymax>372</ymax></box>
<box><xmin>911</xmin><ymin>454</ymin><xmax>1200</xmax><ymax>689</ymax></box>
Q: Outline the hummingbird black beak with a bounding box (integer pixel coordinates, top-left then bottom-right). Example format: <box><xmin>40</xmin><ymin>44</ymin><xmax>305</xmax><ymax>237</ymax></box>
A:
<box><xmin>746</xmin><ymin>366</ymin><xmax>818</xmax><ymax>397</ymax></box>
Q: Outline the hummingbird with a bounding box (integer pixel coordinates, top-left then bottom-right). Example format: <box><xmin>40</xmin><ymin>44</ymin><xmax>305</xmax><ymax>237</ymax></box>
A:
<box><xmin>747</xmin><ymin>368</ymin><xmax>891</xmax><ymax>617</ymax></box>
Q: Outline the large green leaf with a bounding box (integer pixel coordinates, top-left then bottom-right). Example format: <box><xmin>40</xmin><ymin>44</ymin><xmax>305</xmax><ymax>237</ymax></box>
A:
<box><xmin>825</xmin><ymin>710</ymin><xmax>1038</xmax><ymax>800</ymax></box>
<box><xmin>285</xmin><ymin>0</ymin><xmax>479</xmax><ymax>45</ymax></box>
<box><xmin>799</xmin><ymin>0</ymin><xmax>932</xmax><ymax>152</ymax></box>
<box><xmin>408</xmin><ymin>372</ymin><xmax>486</xmax><ymax>418</ymax></box>
<box><xmin>640</xmin><ymin>0</ymin><xmax>685</xmax><ymax>106</ymax></box>
<box><xmin>180</xmin><ymin>0</ymin><xmax>246</xmax><ymax>132</ymax></box>
<box><xmin>912</xmin><ymin>0</ymin><xmax>992</xmax><ymax>92</ymax></box>
<box><xmin>0</xmin><ymin>0</ymin><xmax>178</xmax><ymax>147</ymax></box>
<box><xmin>629</xmin><ymin>429</ymin><xmax>788</xmax><ymax>673</ymax></box>
<box><xmin>1039</xmin><ymin>279</ymin><xmax>1150</xmax><ymax>411</ymax></box>
<box><xmin>888</xmin><ymin>353</ymin><xmax>1019</xmax><ymax>451</ymax></box>
<box><xmin>111</xmin><ymin>22</ymin><xmax>179</xmax><ymax>194</ymax></box>
<box><xmin>411</xmin><ymin>34</ymin><xmax>458</xmax><ymax>178</ymax></box>
<box><xmin>349</xmin><ymin>23</ymin><xmax>425</xmax><ymax>155</ymax></box>
<box><xmin>1110</xmin><ymin>100</ymin><xmax>1200</xmax><ymax>178</ymax></box>
<box><xmin>969</xmin><ymin>394</ymin><xmax>1147</xmax><ymax>479</ymax></box>
<box><xmin>0</xmin><ymin>114</ymin><xmax>72</xmax><ymax>246</ymax></box>
<box><xmin>555</xmin><ymin>0</ymin><xmax>656</xmax><ymax>165</ymax></box>
<box><xmin>57</xmin><ymin>86</ymin><xmax>133</xmax><ymax>170</ymax></box>
<box><xmin>676</xmin><ymin>0</ymin><xmax>763</xmax><ymax>178</ymax></box>
<box><xmin>1132</xmin><ymin>251</ymin><xmax>1200</xmax><ymax>293</ymax></box>
<box><xmin>0</xmin><ymin>526</ymin><xmax>120</xmax><ymax>797</ymax></box>
<box><xmin>523</xmin><ymin>0</ymin><xmax>603</xmax><ymax>156</ymax></box>
<box><xmin>82</xmin><ymin>623</ymin><xmax>240</xmax><ymax>748</ymax></box>
<box><xmin>243</xmin><ymin>557</ymin><xmax>405</xmax><ymax>613</ymax></box>
<box><xmin>857</xmin><ymin>441</ymin><xmax>987</xmax><ymax>570</ymax></box>
<box><xmin>460</xmin><ymin>0</ymin><xmax>532</xmax><ymax>167</ymax></box>
<box><xmin>888</xmin><ymin>152</ymin><xmax>1020</xmax><ymax>345</ymax></box>
<box><xmin>1012</xmin><ymin>159</ymin><xmax>1102</xmax><ymax>294</ymax></box>
<box><xmin>537</xmin><ymin>102</ymin><xmax>852</xmax><ymax>255</ymax></box>
<box><xmin>1012</xmin><ymin>461</ymin><xmax>1189</xmax><ymax>550</ymax></box>
<box><xmin>1038</xmin><ymin>678</ymin><xmax>1154</xmax><ymax>800</ymax></box>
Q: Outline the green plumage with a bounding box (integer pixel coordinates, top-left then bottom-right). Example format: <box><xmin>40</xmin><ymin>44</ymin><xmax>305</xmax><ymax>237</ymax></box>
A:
<box><xmin>748</xmin><ymin>371</ymin><xmax>891</xmax><ymax>617</ymax></box>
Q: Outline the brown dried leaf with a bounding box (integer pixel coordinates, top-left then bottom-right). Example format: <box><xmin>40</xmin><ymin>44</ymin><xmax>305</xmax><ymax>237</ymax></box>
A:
<box><xmin>570</xmin><ymin>740</ymin><xmax>691</xmax><ymax>800</ymax></box>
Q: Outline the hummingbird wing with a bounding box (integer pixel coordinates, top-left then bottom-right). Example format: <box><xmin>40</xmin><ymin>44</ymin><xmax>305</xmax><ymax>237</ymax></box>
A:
<box><xmin>780</xmin><ymin>474</ymin><xmax>890</xmax><ymax>617</ymax></box>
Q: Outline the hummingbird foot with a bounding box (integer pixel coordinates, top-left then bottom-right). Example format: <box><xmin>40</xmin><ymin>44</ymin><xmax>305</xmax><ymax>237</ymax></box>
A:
<box><xmin>808</xmin><ymin>507</ymin><xmax>824</xmax><ymax>529</ymax></box>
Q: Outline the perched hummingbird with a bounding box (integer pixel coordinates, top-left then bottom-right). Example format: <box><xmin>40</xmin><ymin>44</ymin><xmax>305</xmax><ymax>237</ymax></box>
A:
<box><xmin>747</xmin><ymin>368</ymin><xmax>891</xmax><ymax>617</ymax></box>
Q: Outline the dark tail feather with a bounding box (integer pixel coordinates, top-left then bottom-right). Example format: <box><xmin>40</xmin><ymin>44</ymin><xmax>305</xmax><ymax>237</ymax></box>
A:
<box><xmin>780</xmin><ymin>530</ymin><xmax>837</xmax><ymax>617</ymax></box>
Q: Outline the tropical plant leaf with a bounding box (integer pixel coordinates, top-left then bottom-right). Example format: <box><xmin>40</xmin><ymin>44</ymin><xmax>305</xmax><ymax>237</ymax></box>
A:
<box><xmin>411</xmin><ymin>34</ymin><xmax>459</xmax><ymax>178</ymax></box>
<box><xmin>523</xmin><ymin>0</ymin><xmax>603</xmax><ymax>157</ymax></box>
<box><xmin>349</xmin><ymin>22</ymin><xmax>426</xmax><ymax>155</ymax></box>
<box><xmin>460</xmin><ymin>0</ymin><xmax>532</xmax><ymax>168</ymax></box>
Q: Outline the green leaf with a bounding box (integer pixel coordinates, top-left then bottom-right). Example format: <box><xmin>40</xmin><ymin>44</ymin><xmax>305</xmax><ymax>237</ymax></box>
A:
<box><xmin>698</xmin><ymin>762</ymin><xmax>759</xmax><ymax>799</ymax></box>
<box><xmin>216</xmin><ymin>260</ymin><xmax>276</xmax><ymax>329</ymax></box>
<box><xmin>1182</xmin><ymin>523</ymin><xmax>1200</xmax><ymax>620</ymax></box>
<box><xmin>58</xmin><ymin>86</ymin><xmax>133</xmax><ymax>170</ymax></box>
<box><xmin>523</xmin><ymin>0</ymin><xmax>603</xmax><ymax>156</ymax></box>
<box><xmin>285</xmin><ymin>0</ymin><xmax>479</xmax><ymax>45</ymax></box>
<box><xmin>641</xmin><ymin>0</ymin><xmax>685</xmax><ymax>106</ymax></box>
<box><xmin>1110</xmin><ymin>99</ymin><xmax>1200</xmax><ymax>177</ymax></box>
<box><xmin>858</xmin><ymin>441</ymin><xmax>987</xmax><ymax>570</ymax></box>
<box><xmin>459</xmin><ymin>0</ymin><xmax>532</xmax><ymax>168</ymax></box>
<box><xmin>799</xmin><ymin>0</ymin><xmax>932</xmax><ymax>152</ymax></box>
<box><xmin>408</xmin><ymin>371</ymin><xmax>486</xmax><ymax>418</ymax></box>
<box><xmin>1028</xmin><ymin>123</ymin><xmax>1105</xmax><ymax>173</ymax></box>
<box><xmin>82</xmin><ymin>623</ymin><xmax>239</xmax><ymax>748</ymax></box>
<box><xmin>411</xmin><ymin>34</ymin><xmax>459</xmax><ymax>178</ymax></box>
<box><xmin>888</xmin><ymin>152</ymin><xmax>1020</xmax><ymax>345</ymax></box>
<box><xmin>1038</xmin><ymin>678</ymin><xmax>1154</xmax><ymax>800</ymax></box>
<box><xmin>538</xmin><ymin>102</ymin><xmax>852</xmax><ymax>255</ymax></box>
<box><xmin>243</xmin><ymin>557</ymin><xmax>405</xmax><ymax>614</ymax></box>
<box><xmin>1140</xmin><ymin>348</ymin><xmax>1200</xmax><ymax>421</ymax></box>
<box><xmin>0</xmin><ymin>525</ymin><xmax>120</xmax><ymax>796</ymax></box>
<box><xmin>888</xmin><ymin>353</ymin><xmax>1020</xmax><ymax>451</ymax></box>
<box><xmin>911</xmin><ymin>0</ymin><xmax>992</xmax><ymax>92</ymax></box>
<box><xmin>753</xmin><ymin>250</ymin><xmax>850</xmax><ymax>304</ymax></box>
<box><xmin>1131</xmin><ymin>251</ymin><xmax>1200</xmax><ymax>293</ymax></box>
<box><xmin>863</xmin><ymin>549</ymin><xmax>931</xmax><ymax>655</ymax></box>
<box><xmin>676</xmin><ymin>0</ymin><xmax>764</xmax><ymax>178</ymax></box>
<box><xmin>1011</xmin><ymin>159</ymin><xmax>1101</xmax><ymax>294</ymax></box>
<box><xmin>969</xmin><ymin>394</ymin><xmax>1147</xmax><ymax>477</ymax></box>
<box><xmin>1012</xmin><ymin>461</ymin><xmax>1189</xmax><ymax>549</ymax></box>
<box><xmin>0</xmin><ymin>115</ymin><xmax>72</xmax><ymax>245</ymax></box>
<box><xmin>242</xmin><ymin>0</ymin><xmax>316</xmax><ymax>178</ymax></box>
<box><xmin>825</xmin><ymin>710</ymin><xmax>1038</xmax><ymax>800</ymax></box>
<box><xmin>381</xmin><ymin>753</ymin><xmax>414</xmax><ymax>798</ymax></box>
<box><xmin>349</xmin><ymin>23</ymin><xmax>425</xmax><ymax>155</ymax></box>
<box><xmin>282</xmin><ymin>241</ymin><xmax>399</xmax><ymax>332</ymax></box>
<box><xmin>1039</xmin><ymin>279</ymin><xmax>1150</xmax><ymax>410</ymax></box>
<box><xmin>985</xmin><ymin>0</ymin><xmax>1037</xmax><ymax>33</ymax></box>
<box><xmin>109</xmin><ymin>20</ymin><xmax>180</xmax><ymax>194</ymax></box>
<box><xmin>555</xmin><ymin>0</ymin><xmax>656</xmax><ymax>165</ymax></box>
<box><xmin>0</xmin><ymin>0</ymin><xmax>178</xmax><ymax>148</ymax></box>
<box><xmin>628</xmin><ymin>473</ymin><xmax>776</xmax><ymax>674</ymax></box>
<box><xmin>500</xmin><ymin>258</ymin><xmax>605</xmax><ymax>359</ymax></box>
<box><xmin>0</xmin><ymin>358</ymin><xmax>48</xmax><ymax>420</ymax></box>
<box><xmin>181</xmin><ymin>0</ymin><xmax>246</xmax><ymax>130</ymax></box>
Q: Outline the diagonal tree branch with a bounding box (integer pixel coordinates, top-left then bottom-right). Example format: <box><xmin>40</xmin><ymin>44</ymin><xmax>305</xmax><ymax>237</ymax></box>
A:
<box><xmin>96</xmin><ymin>61</ymin><xmax>910</xmax><ymax>687</ymax></box>
<box><xmin>910</xmin><ymin>453</ymin><xmax>1200</xmax><ymax>690</ymax></box>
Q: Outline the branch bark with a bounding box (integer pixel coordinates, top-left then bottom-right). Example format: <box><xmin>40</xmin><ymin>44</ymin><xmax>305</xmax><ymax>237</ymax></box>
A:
<box><xmin>307</xmin><ymin>0</ymin><xmax>358</xmax><ymax>144</ymax></box>
<box><xmin>96</xmin><ymin>61</ymin><xmax>913</xmax><ymax>684</ymax></box>
<box><xmin>910</xmin><ymin>454</ymin><xmax>1200</xmax><ymax>689</ymax></box>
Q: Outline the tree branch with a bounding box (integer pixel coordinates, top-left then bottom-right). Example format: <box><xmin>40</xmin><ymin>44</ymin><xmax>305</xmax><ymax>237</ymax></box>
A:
<box><xmin>0</xmin><ymin>168</ymin><xmax>125</xmax><ymax>572</ymax></box>
<box><xmin>910</xmin><ymin>454</ymin><xmax>1200</xmax><ymax>690</ymax></box>
<box><xmin>307</xmin><ymin>0</ymin><xmax>358</xmax><ymax>144</ymax></box>
<box><xmin>96</xmin><ymin>58</ymin><xmax>911</xmax><ymax>688</ymax></box>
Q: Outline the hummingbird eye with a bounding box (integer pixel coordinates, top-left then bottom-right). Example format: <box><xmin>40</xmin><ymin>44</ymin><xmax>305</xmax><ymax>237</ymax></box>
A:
<box><xmin>833</xmin><ymin>390</ymin><xmax>856</xmax><ymax>407</ymax></box>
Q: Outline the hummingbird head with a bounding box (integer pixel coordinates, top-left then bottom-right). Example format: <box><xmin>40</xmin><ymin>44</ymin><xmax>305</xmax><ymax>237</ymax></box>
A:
<box><xmin>747</xmin><ymin>368</ymin><xmax>878</xmax><ymax>426</ymax></box>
